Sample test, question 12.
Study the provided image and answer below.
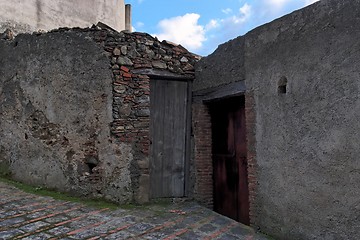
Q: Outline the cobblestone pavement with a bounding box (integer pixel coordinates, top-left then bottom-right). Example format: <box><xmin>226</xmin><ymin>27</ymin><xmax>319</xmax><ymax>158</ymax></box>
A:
<box><xmin>0</xmin><ymin>181</ymin><xmax>272</xmax><ymax>240</ymax></box>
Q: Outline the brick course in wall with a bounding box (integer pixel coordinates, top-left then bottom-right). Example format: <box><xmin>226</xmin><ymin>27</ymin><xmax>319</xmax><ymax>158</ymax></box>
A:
<box><xmin>244</xmin><ymin>91</ymin><xmax>258</xmax><ymax>226</ymax></box>
<box><xmin>192</xmin><ymin>102</ymin><xmax>213</xmax><ymax>208</ymax></box>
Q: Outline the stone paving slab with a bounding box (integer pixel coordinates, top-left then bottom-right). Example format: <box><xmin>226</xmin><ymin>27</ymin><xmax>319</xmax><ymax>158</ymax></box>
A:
<box><xmin>0</xmin><ymin>181</ymin><xmax>272</xmax><ymax>240</ymax></box>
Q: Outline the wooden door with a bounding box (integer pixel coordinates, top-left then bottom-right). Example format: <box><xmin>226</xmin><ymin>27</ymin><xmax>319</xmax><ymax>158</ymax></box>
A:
<box><xmin>150</xmin><ymin>79</ymin><xmax>189</xmax><ymax>198</ymax></box>
<box><xmin>211</xmin><ymin>96</ymin><xmax>250</xmax><ymax>225</ymax></box>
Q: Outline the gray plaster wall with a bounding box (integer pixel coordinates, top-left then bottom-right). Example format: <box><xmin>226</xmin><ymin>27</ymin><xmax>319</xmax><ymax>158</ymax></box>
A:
<box><xmin>0</xmin><ymin>30</ymin><xmax>133</xmax><ymax>203</ymax></box>
<box><xmin>0</xmin><ymin>0</ymin><xmax>125</xmax><ymax>34</ymax></box>
<box><xmin>194</xmin><ymin>36</ymin><xmax>245</xmax><ymax>91</ymax></box>
<box><xmin>195</xmin><ymin>0</ymin><xmax>360</xmax><ymax>239</ymax></box>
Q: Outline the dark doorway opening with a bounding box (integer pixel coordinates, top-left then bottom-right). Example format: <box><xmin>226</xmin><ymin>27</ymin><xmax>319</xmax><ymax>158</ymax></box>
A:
<box><xmin>209</xmin><ymin>96</ymin><xmax>250</xmax><ymax>225</ymax></box>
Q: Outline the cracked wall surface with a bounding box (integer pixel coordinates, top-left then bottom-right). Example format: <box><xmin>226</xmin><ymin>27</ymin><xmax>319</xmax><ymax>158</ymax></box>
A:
<box><xmin>0</xmin><ymin>30</ymin><xmax>123</xmax><ymax>200</ymax></box>
<box><xmin>0</xmin><ymin>25</ymin><xmax>197</xmax><ymax>204</ymax></box>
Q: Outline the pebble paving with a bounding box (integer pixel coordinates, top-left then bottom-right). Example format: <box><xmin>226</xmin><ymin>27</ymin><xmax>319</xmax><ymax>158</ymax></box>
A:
<box><xmin>0</xmin><ymin>181</ymin><xmax>272</xmax><ymax>239</ymax></box>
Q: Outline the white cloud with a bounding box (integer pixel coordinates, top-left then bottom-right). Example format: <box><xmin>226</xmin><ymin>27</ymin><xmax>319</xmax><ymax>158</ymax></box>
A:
<box><xmin>265</xmin><ymin>0</ymin><xmax>292</xmax><ymax>12</ymax></box>
<box><xmin>264</xmin><ymin>0</ymin><xmax>319</xmax><ymax>12</ymax></box>
<box><xmin>153</xmin><ymin>3</ymin><xmax>252</xmax><ymax>54</ymax></box>
<box><xmin>136</xmin><ymin>21</ymin><xmax>144</xmax><ymax>28</ymax></box>
<box><xmin>196</xmin><ymin>3</ymin><xmax>252</xmax><ymax>55</ymax></box>
<box><xmin>220</xmin><ymin>3</ymin><xmax>252</xmax><ymax>25</ymax></box>
<box><xmin>268</xmin><ymin>0</ymin><xmax>290</xmax><ymax>7</ymax></box>
<box><xmin>263</xmin><ymin>0</ymin><xmax>315</xmax><ymax>15</ymax></box>
<box><xmin>154</xmin><ymin>13</ymin><xmax>206</xmax><ymax>51</ymax></box>
<box><xmin>195</xmin><ymin>0</ymin><xmax>319</xmax><ymax>55</ymax></box>
<box><xmin>205</xmin><ymin>19</ymin><xmax>219</xmax><ymax>31</ymax></box>
<box><xmin>238</xmin><ymin>3</ymin><xmax>252</xmax><ymax>22</ymax></box>
<box><xmin>222</xmin><ymin>8</ymin><xmax>233</xmax><ymax>15</ymax></box>
<box><xmin>304</xmin><ymin>0</ymin><xmax>319</xmax><ymax>6</ymax></box>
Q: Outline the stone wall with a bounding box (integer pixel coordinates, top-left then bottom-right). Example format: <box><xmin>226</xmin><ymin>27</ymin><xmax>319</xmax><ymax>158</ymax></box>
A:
<box><xmin>0</xmin><ymin>25</ymin><xmax>197</xmax><ymax>204</ymax></box>
<box><xmin>92</xmin><ymin>28</ymin><xmax>197</xmax><ymax>203</ymax></box>
<box><xmin>193</xmin><ymin>0</ymin><xmax>360</xmax><ymax>239</ymax></box>
<box><xmin>0</xmin><ymin>0</ymin><xmax>126</xmax><ymax>34</ymax></box>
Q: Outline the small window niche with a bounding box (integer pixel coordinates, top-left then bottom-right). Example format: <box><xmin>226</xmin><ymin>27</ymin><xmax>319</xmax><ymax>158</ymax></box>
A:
<box><xmin>278</xmin><ymin>76</ymin><xmax>288</xmax><ymax>95</ymax></box>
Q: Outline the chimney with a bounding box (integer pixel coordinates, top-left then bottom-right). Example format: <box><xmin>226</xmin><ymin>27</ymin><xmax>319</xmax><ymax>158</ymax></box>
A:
<box><xmin>125</xmin><ymin>4</ymin><xmax>132</xmax><ymax>32</ymax></box>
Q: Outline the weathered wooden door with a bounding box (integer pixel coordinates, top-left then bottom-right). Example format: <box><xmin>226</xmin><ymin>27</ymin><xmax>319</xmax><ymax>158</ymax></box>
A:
<box><xmin>150</xmin><ymin>79</ymin><xmax>190</xmax><ymax>198</ymax></box>
<box><xmin>211</xmin><ymin>96</ymin><xmax>250</xmax><ymax>225</ymax></box>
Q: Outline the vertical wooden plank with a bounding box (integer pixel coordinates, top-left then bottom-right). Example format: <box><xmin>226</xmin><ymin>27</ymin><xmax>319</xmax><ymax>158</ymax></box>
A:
<box><xmin>162</xmin><ymin>80</ymin><xmax>173</xmax><ymax>196</ymax></box>
<box><xmin>149</xmin><ymin>80</ymin><xmax>155</xmax><ymax>197</ymax></box>
<box><xmin>172</xmin><ymin>81</ymin><xmax>187</xmax><ymax>196</ymax></box>
<box><xmin>165</xmin><ymin>80</ymin><xmax>185</xmax><ymax>197</ymax></box>
<box><xmin>160</xmin><ymin>80</ymin><xmax>168</xmax><ymax>196</ymax></box>
<box><xmin>184</xmin><ymin>81</ymin><xmax>192</xmax><ymax>196</ymax></box>
<box><xmin>150</xmin><ymin>80</ymin><xmax>158</xmax><ymax>197</ymax></box>
<box><xmin>150</xmin><ymin>80</ymin><xmax>166</xmax><ymax>197</ymax></box>
<box><xmin>158</xmin><ymin>80</ymin><xmax>166</xmax><ymax>197</ymax></box>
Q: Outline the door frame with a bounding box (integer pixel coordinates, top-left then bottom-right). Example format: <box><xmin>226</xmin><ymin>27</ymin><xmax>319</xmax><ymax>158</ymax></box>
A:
<box><xmin>208</xmin><ymin>94</ymin><xmax>250</xmax><ymax>225</ymax></box>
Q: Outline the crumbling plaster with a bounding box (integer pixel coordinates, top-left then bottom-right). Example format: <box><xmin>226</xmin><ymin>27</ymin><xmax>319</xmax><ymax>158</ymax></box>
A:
<box><xmin>0</xmin><ymin>25</ymin><xmax>197</xmax><ymax>204</ymax></box>
<box><xmin>0</xmin><ymin>30</ymin><xmax>125</xmax><ymax>200</ymax></box>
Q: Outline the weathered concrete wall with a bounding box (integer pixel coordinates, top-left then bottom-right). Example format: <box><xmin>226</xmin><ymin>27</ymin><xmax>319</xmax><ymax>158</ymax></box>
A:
<box><xmin>194</xmin><ymin>37</ymin><xmax>245</xmax><ymax>91</ymax></box>
<box><xmin>194</xmin><ymin>0</ymin><xmax>360</xmax><ymax>239</ymax></box>
<box><xmin>0</xmin><ymin>26</ymin><xmax>197</xmax><ymax>204</ymax></box>
<box><xmin>0</xmin><ymin>0</ymin><xmax>125</xmax><ymax>34</ymax></box>
<box><xmin>0</xmin><ymin>30</ymin><xmax>129</xmax><ymax>202</ymax></box>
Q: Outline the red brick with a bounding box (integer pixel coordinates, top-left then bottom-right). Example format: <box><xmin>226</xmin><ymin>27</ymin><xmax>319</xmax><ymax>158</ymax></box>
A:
<box><xmin>120</xmin><ymin>66</ymin><xmax>130</xmax><ymax>72</ymax></box>
<box><xmin>122</xmin><ymin>72</ymin><xmax>132</xmax><ymax>78</ymax></box>
<box><xmin>245</xmin><ymin>91</ymin><xmax>258</xmax><ymax>226</ymax></box>
<box><xmin>192</xmin><ymin>103</ymin><xmax>213</xmax><ymax>209</ymax></box>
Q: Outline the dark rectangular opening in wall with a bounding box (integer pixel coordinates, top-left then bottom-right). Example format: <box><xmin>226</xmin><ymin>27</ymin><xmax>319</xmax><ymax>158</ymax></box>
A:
<box><xmin>209</xmin><ymin>95</ymin><xmax>250</xmax><ymax>225</ymax></box>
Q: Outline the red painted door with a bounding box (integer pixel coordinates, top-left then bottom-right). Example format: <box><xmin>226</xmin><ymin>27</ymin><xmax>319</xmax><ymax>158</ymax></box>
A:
<box><xmin>211</xmin><ymin>96</ymin><xmax>250</xmax><ymax>225</ymax></box>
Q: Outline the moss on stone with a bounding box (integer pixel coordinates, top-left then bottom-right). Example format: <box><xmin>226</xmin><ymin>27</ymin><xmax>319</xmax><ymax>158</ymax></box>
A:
<box><xmin>0</xmin><ymin>177</ymin><xmax>121</xmax><ymax>210</ymax></box>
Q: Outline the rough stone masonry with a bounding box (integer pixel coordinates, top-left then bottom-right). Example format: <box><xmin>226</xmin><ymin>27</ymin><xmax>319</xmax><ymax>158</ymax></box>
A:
<box><xmin>0</xmin><ymin>25</ymin><xmax>198</xmax><ymax>204</ymax></box>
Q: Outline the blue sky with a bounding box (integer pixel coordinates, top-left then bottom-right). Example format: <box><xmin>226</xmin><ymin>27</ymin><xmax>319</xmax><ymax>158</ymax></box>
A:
<box><xmin>127</xmin><ymin>0</ymin><xmax>319</xmax><ymax>56</ymax></box>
